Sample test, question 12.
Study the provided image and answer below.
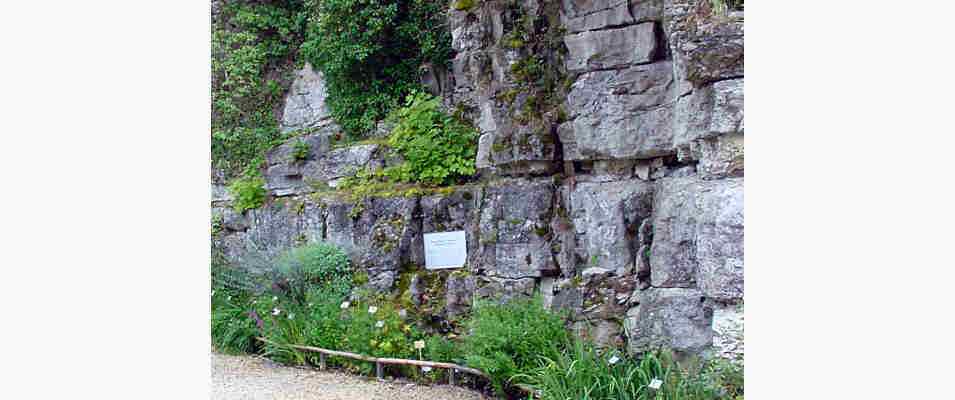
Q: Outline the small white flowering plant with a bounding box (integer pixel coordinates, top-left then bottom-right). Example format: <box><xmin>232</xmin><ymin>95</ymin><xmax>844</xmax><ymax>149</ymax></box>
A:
<box><xmin>339</xmin><ymin>294</ymin><xmax>424</xmax><ymax>364</ymax></box>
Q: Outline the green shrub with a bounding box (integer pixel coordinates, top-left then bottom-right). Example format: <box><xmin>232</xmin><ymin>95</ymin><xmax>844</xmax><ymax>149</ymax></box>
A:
<box><xmin>212</xmin><ymin>1</ymin><xmax>307</xmax><ymax>177</ymax></box>
<box><xmin>302</xmin><ymin>287</ymin><xmax>349</xmax><ymax>352</ymax></box>
<box><xmin>300</xmin><ymin>0</ymin><xmax>452</xmax><ymax>137</ymax></box>
<box><xmin>462</xmin><ymin>295</ymin><xmax>569</xmax><ymax>395</ymax></box>
<box><xmin>272</xmin><ymin>241</ymin><xmax>353</xmax><ymax>302</ymax></box>
<box><xmin>385</xmin><ymin>92</ymin><xmax>478</xmax><ymax>185</ymax></box>
<box><xmin>228</xmin><ymin>173</ymin><xmax>267</xmax><ymax>213</ymax></box>
<box><xmin>525</xmin><ymin>340</ymin><xmax>744</xmax><ymax>400</ymax></box>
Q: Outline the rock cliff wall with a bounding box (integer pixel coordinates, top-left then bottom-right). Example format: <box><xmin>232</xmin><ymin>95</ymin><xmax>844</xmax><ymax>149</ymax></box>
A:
<box><xmin>213</xmin><ymin>0</ymin><xmax>743</xmax><ymax>360</ymax></box>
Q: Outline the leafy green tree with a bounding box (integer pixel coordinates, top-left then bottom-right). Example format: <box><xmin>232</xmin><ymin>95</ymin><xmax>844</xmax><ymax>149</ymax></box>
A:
<box><xmin>300</xmin><ymin>0</ymin><xmax>451</xmax><ymax>137</ymax></box>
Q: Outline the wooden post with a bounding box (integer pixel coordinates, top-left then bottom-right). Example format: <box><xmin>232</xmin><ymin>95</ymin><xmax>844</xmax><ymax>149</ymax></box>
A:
<box><xmin>376</xmin><ymin>362</ymin><xmax>383</xmax><ymax>380</ymax></box>
<box><xmin>319</xmin><ymin>353</ymin><xmax>326</xmax><ymax>370</ymax></box>
<box><xmin>449</xmin><ymin>369</ymin><xmax>455</xmax><ymax>385</ymax></box>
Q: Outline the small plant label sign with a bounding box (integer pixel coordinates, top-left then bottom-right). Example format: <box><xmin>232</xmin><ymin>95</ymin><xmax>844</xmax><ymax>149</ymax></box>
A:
<box><xmin>424</xmin><ymin>231</ymin><xmax>467</xmax><ymax>269</ymax></box>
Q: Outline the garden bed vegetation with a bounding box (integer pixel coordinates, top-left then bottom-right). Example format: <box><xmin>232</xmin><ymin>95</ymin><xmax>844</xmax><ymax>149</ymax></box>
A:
<box><xmin>212</xmin><ymin>242</ymin><xmax>743</xmax><ymax>399</ymax></box>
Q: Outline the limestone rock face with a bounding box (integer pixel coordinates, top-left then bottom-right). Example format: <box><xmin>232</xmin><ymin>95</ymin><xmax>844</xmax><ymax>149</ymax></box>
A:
<box><xmin>214</xmin><ymin>197</ymin><xmax>325</xmax><ymax>265</ymax></box>
<box><xmin>304</xmin><ymin>144</ymin><xmax>383</xmax><ymax>188</ymax></box>
<box><xmin>674</xmin><ymin>78</ymin><xmax>744</xmax><ymax>150</ymax></box>
<box><xmin>625</xmin><ymin>288</ymin><xmax>712</xmax><ymax>355</ymax></box>
<box><xmin>562</xmin><ymin>0</ymin><xmax>635</xmax><ymax>33</ymax></box>
<box><xmin>448</xmin><ymin>1</ymin><xmax>562</xmax><ymax>176</ymax></box>
<box><xmin>663</xmin><ymin>0</ymin><xmax>743</xmax><ymax>87</ymax></box>
<box><xmin>263</xmin><ymin>136</ymin><xmax>385</xmax><ymax>197</ymax></box>
<box><xmin>650</xmin><ymin>176</ymin><xmax>744</xmax><ymax>297</ymax></box>
<box><xmin>696</xmin><ymin>178</ymin><xmax>744</xmax><ymax>302</ymax></box>
<box><xmin>650</xmin><ymin>177</ymin><xmax>700</xmax><ymax>288</ymax></box>
<box><xmin>212</xmin><ymin>0</ymin><xmax>744</xmax><ymax>359</ymax></box>
<box><xmin>560</xmin><ymin>62</ymin><xmax>676</xmax><ymax>161</ymax></box>
<box><xmin>711</xmin><ymin>302</ymin><xmax>744</xmax><ymax>362</ymax></box>
<box><xmin>280</xmin><ymin>63</ymin><xmax>339</xmax><ymax>134</ymax></box>
<box><xmin>570</xmin><ymin>179</ymin><xmax>653</xmax><ymax>276</ymax></box>
<box><xmin>324</xmin><ymin>196</ymin><xmax>420</xmax><ymax>292</ymax></box>
<box><xmin>476</xmin><ymin>180</ymin><xmax>558</xmax><ymax>281</ymax></box>
<box><xmin>564</xmin><ymin>23</ymin><xmax>659</xmax><ymax>73</ymax></box>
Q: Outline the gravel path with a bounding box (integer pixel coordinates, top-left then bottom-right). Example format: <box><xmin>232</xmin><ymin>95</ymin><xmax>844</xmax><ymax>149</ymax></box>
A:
<box><xmin>212</xmin><ymin>353</ymin><xmax>491</xmax><ymax>400</ymax></box>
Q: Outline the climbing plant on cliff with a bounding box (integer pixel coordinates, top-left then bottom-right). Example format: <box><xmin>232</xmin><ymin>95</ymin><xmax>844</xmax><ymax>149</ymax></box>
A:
<box><xmin>300</xmin><ymin>0</ymin><xmax>452</xmax><ymax>138</ymax></box>
<box><xmin>212</xmin><ymin>0</ymin><xmax>307</xmax><ymax>178</ymax></box>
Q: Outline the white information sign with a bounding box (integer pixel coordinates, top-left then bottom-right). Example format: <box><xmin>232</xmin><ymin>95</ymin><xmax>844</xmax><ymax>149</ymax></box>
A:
<box><xmin>423</xmin><ymin>230</ymin><xmax>467</xmax><ymax>269</ymax></box>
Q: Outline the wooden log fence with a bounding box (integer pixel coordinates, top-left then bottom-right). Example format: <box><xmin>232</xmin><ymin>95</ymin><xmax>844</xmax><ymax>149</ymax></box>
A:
<box><xmin>255</xmin><ymin>337</ymin><xmax>488</xmax><ymax>382</ymax></box>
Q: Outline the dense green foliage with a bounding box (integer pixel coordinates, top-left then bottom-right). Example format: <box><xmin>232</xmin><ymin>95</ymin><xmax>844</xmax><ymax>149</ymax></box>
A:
<box><xmin>462</xmin><ymin>296</ymin><xmax>569</xmax><ymax>395</ymax></box>
<box><xmin>300</xmin><ymin>0</ymin><xmax>452</xmax><ymax>137</ymax></box>
<box><xmin>227</xmin><ymin>171</ymin><xmax>267</xmax><ymax>213</ymax></box>
<box><xmin>385</xmin><ymin>92</ymin><xmax>478</xmax><ymax>185</ymax></box>
<box><xmin>212</xmin><ymin>0</ymin><xmax>307</xmax><ymax>178</ymax></box>
<box><xmin>213</xmin><ymin>0</ymin><xmax>454</xmax><ymax>179</ymax></box>
<box><xmin>526</xmin><ymin>340</ymin><xmax>744</xmax><ymax>400</ymax></box>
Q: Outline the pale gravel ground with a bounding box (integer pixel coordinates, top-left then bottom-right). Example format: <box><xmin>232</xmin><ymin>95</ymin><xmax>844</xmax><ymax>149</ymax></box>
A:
<box><xmin>212</xmin><ymin>353</ymin><xmax>490</xmax><ymax>400</ymax></box>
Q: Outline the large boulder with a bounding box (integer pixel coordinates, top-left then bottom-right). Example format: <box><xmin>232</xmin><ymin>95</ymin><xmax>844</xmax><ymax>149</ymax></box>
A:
<box><xmin>696</xmin><ymin>178</ymin><xmax>744</xmax><ymax>301</ymax></box>
<box><xmin>570</xmin><ymin>179</ymin><xmax>653</xmax><ymax>276</ymax></box>
<box><xmin>625</xmin><ymin>287</ymin><xmax>712</xmax><ymax>355</ymax></box>
<box><xmin>650</xmin><ymin>177</ymin><xmax>700</xmax><ymax>287</ymax></box>
<box><xmin>650</xmin><ymin>176</ymin><xmax>744</xmax><ymax>295</ymax></box>
<box><xmin>564</xmin><ymin>23</ymin><xmax>660</xmax><ymax>73</ymax></box>
<box><xmin>323</xmin><ymin>196</ymin><xmax>420</xmax><ymax>292</ymax></box>
<box><xmin>560</xmin><ymin>62</ymin><xmax>677</xmax><ymax>161</ymax></box>
<box><xmin>674</xmin><ymin>78</ymin><xmax>744</xmax><ymax>149</ymax></box>
<box><xmin>477</xmin><ymin>180</ymin><xmax>558</xmax><ymax>281</ymax></box>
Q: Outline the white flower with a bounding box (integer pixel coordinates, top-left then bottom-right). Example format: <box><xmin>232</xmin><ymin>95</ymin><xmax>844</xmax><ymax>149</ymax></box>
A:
<box><xmin>308</xmin><ymin>303</ymin><xmax>314</xmax><ymax>307</ymax></box>
<box><xmin>288</xmin><ymin>312</ymin><xmax>295</xmax><ymax>320</ymax></box>
<box><xmin>272</xmin><ymin>308</ymin><xmax>281</xmax><ymax>316</ymax></box>
<box><xmin>413</xmin><ymin>340</ymin><xmax>425</xmax><ymax>350</ymax></box>
<box><xmin>421</xmin><ymin>366</ymin><xmax>432</xmax><ymax>372</ymax></box>
<box><xmin>648</xmin><ymin>378</ymin><xmax>663</xmax><ymax>390</ymax></box>
<box><xmin>376</xmin><ymin>320</ymin><xmax>385</xmax><ymax>328</ymax></box>
<box><xmin>608</xmin><ymin>355</ymin><xmax>620</xmax><ymax>365</ymax></box>
<box><xmin>272</xmin><ymin>296</ymin><xmax>278</xmax><ymax>301</ymax></box>
<box><xmin>340</xmin><ymin>301</ymin><xmax>351</xmax><ymax>309</ymax></box>
<box><xmin>252</xmin><ymin>300</ymin><xmax>257</xmax><ymax>304</ymax></box>
<box><xmin>227</xmin><ymin>296</ymin><xmax>232</xmax><ymax>301</ymax></box>
<box><xmin>368</xmin><ymin>306</ymin><xmax>378</xmax><ymax>314</ymax></box>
